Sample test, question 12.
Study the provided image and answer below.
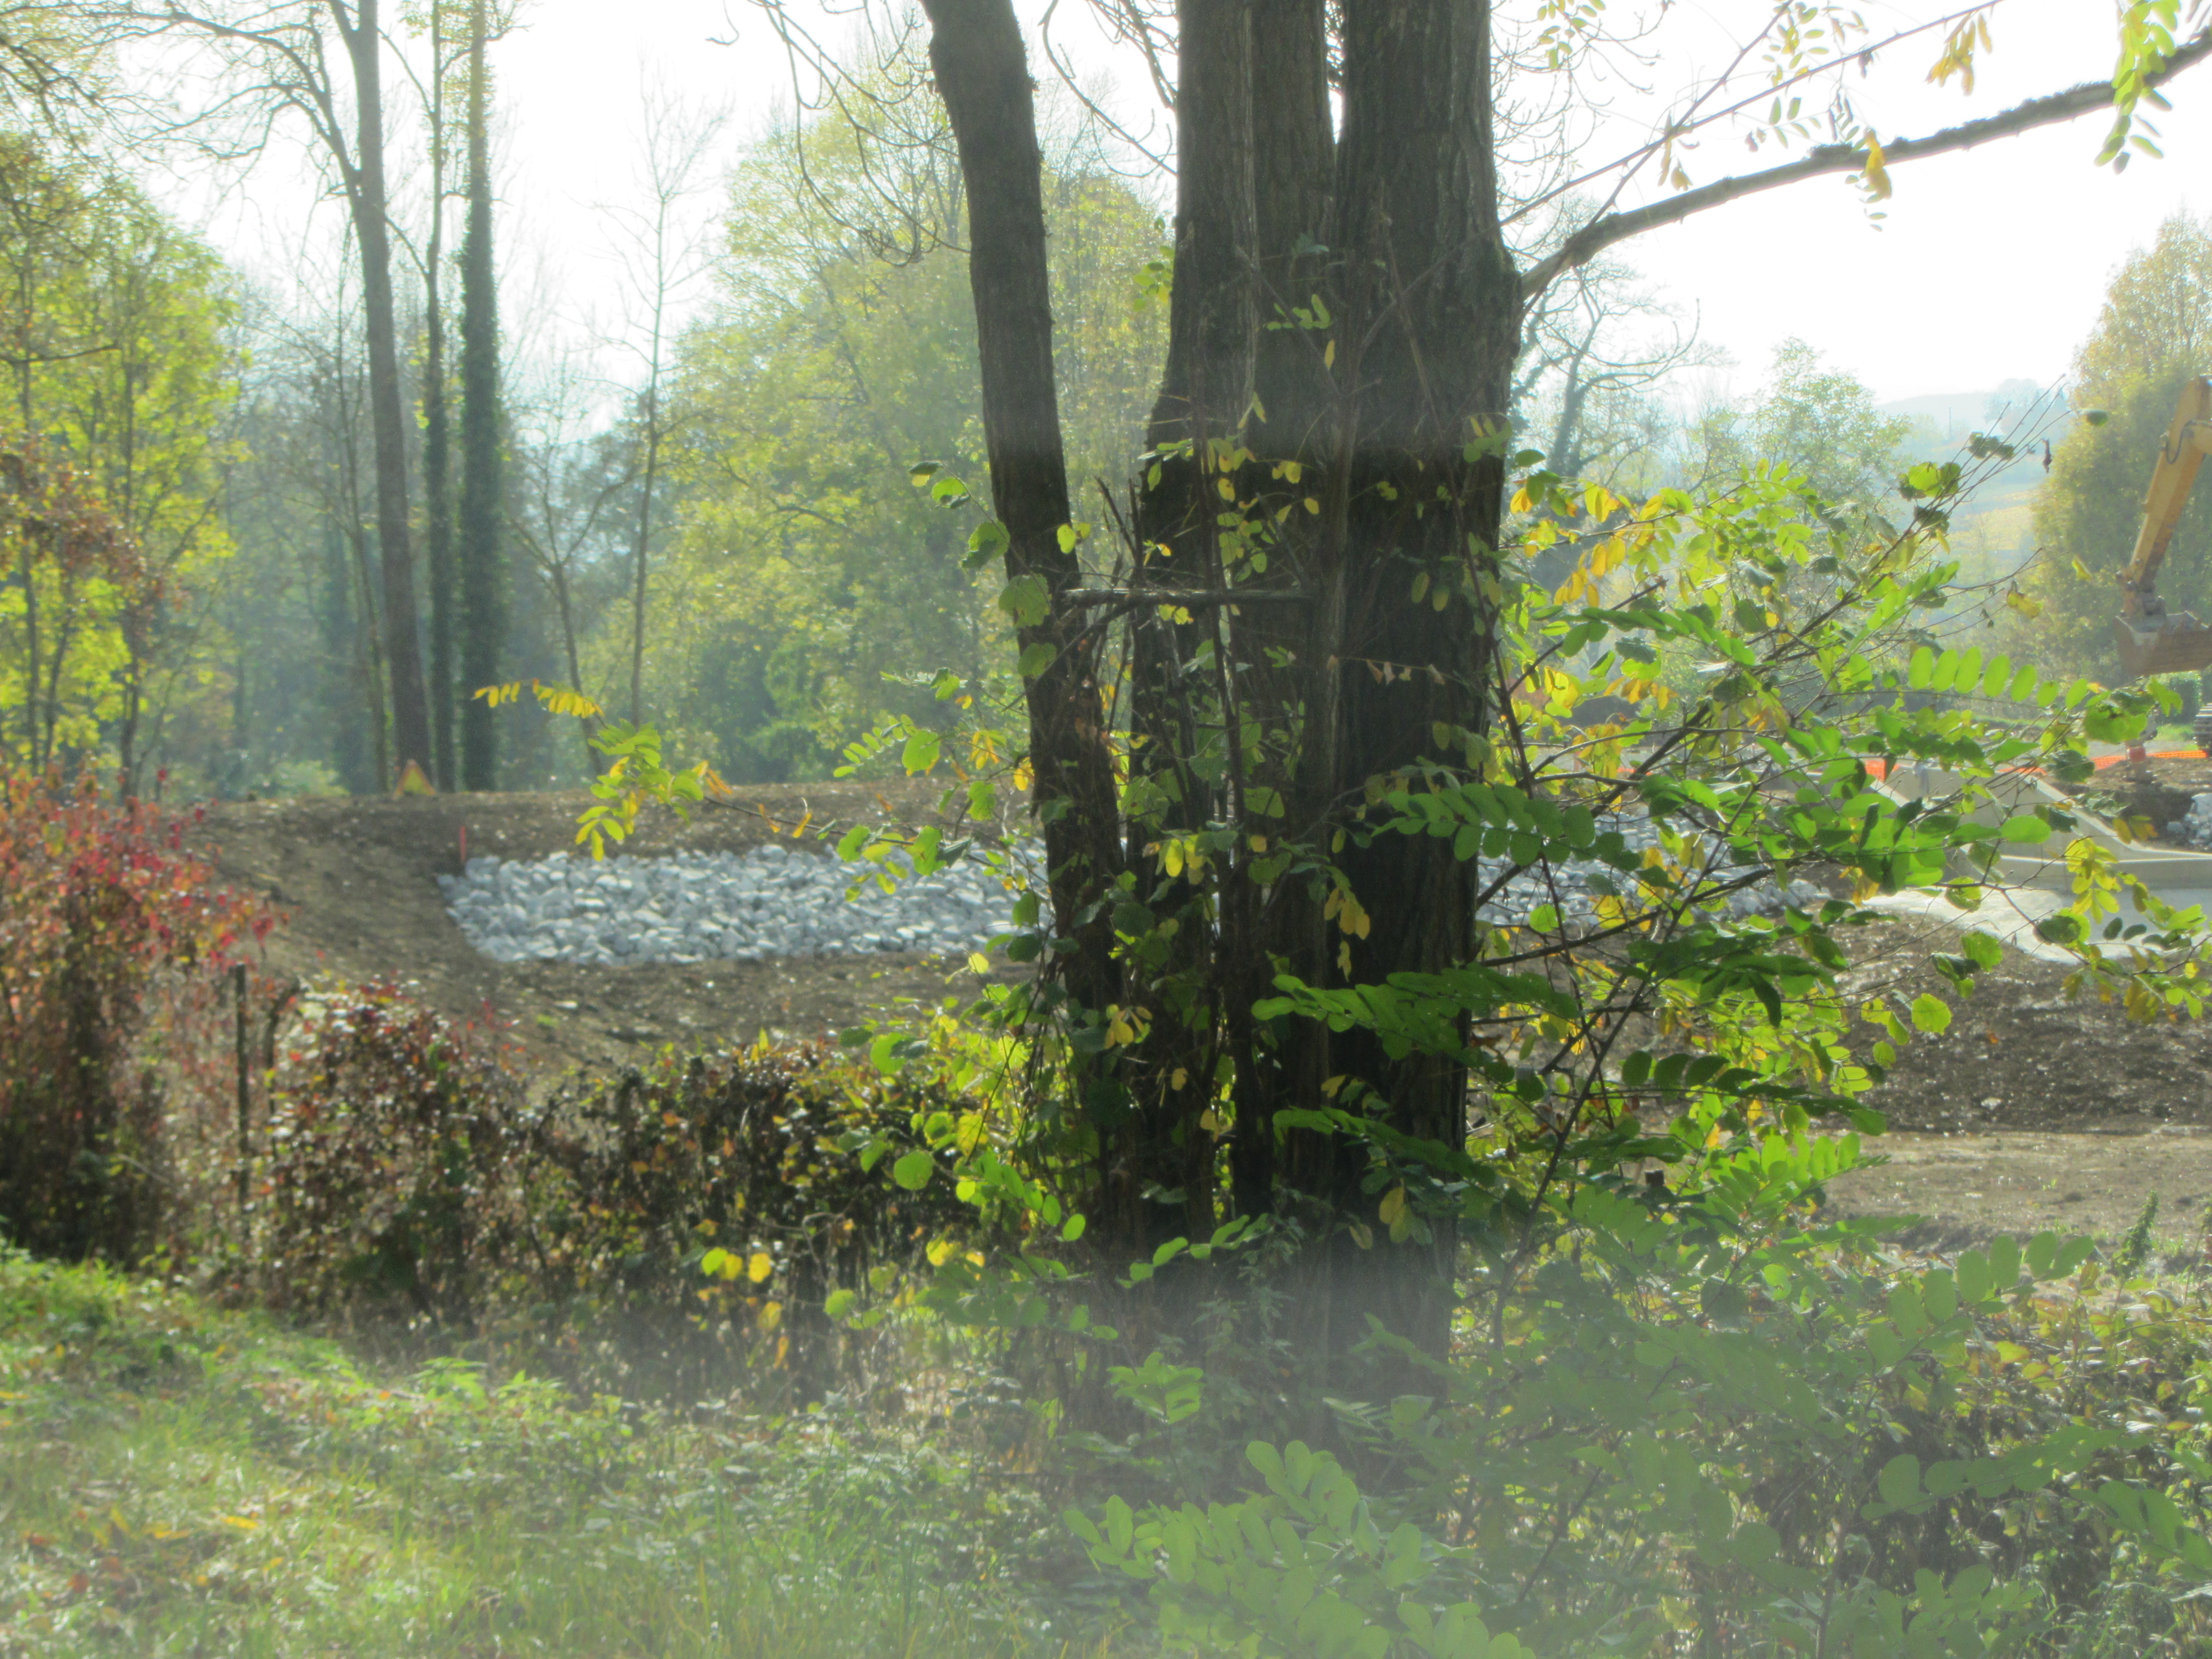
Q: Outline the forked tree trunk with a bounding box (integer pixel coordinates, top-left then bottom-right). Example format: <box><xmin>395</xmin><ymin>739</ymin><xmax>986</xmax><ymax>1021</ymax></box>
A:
<box><xmin>923</xmin><ymin>0</ymin><xmax>1516</xmax><ymax>1405</ymax></box>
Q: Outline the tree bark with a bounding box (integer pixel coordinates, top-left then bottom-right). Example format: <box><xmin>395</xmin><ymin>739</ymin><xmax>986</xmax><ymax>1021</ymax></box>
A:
<box><xmin>424</xmin><ymin>0</ymin><xmax>456</xmax><ymax>791</ymax></box>
<box><xmin>457</xmin><ymin>0</ymin><xmax>502</xmax><ymax>792</ymax></box>
<box><xmin>1281</xmin><ymin>0</ymin><xmax>1518</xmax><ymax>1387</ymax></box>
<box><xmin>331</xmin><ymin>0</ymin><xmax>432</xmax><ymax>782</ymax></box>
<box><xmin>1116</xmin><ymin>0</ymin><xmax>1254</xmax><ymax>1256</ymax></box>
<box><xmin>918</xmin><ymin>0</ymin><xmax>1123</xmax><ymax>1016</ymax></box>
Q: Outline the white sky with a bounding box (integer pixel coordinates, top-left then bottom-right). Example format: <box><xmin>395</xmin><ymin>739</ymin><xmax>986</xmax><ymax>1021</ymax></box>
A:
<box><xmin>157</xmin><ymin>0</ymin><xmax>2212</xmax><ymax>409</ymax></box>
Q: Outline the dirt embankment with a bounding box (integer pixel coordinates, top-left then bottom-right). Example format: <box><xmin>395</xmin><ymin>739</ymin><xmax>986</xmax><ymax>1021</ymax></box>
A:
<box><xmin>196</xmin><ymin>783</ymin><xmax>994</xmax><ymax>1082</ymax></box>
<box><xmin>194</xmin><ymin>765</ymin><xmax>2212</xmax><ymax>1258</ymax></box>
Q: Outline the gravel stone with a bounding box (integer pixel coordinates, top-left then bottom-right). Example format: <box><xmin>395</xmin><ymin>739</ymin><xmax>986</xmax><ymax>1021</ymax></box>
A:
<box><xmin>437</xmin><ymin>813</ymin><xmax>1812</xmax><ymax>966</ymax></box>
<box><xmin>439</xmin><ymin>845</ymin><xmax>1024</xmax><ymax>965</ymax></box>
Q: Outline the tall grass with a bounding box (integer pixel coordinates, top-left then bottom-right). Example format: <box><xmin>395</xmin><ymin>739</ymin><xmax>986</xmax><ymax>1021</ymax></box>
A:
<box><xmin>0</xmin><ymin>1251</ymin><xmax>1118</xmax><ymax>1657</ymax></box>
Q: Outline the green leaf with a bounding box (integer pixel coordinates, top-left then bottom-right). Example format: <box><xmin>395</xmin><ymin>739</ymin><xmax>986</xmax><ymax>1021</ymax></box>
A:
<box><xmin>1018</xmin><ymin>642</ymin><xmax>1058</xmax><ymax>679</ymax></box>
<box><xmin>825</xmin><ymin>1288</ymin><xmax>858</xmax><ymax>1318</ymax></box>
<box><xmin>901</xmin><ymin>731</ymin><xmax>942</xmax><ymax>775</ymax></box>
<box><xmin>1999</xmin><ymin>813</ymin><xmax>2051</xmax><ymax>844</ymax></box>
<box><xmin>1877</xmin><ymin>1453</ymin><xmax>1922</xmax><ymax>1511</ymax></box>
<box><xmin>891</xmin><ymin>1150</ymin><xmax>935</xmax><ymax>1191</ymax></box>
<box><xmin>1910</xmin><ymin>993</ymin><xmax>1953</xmax><ymax>1035</ymax></box>
<box><xmin>999</xmin><ymin>574</ymin><xmax>1051</xmax><ymax>627</ymax></box>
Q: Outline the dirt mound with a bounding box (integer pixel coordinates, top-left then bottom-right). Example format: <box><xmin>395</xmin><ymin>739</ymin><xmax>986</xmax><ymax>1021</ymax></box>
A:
<box><xmin>198</xmin><ymin>784</ymin><xmax>995</xmax><ymax>1081</ymax></box>
<box><xmin>194</xmin><ymin>785</ymin><xmax>2212</xmax><ymax>1249</ymax></box>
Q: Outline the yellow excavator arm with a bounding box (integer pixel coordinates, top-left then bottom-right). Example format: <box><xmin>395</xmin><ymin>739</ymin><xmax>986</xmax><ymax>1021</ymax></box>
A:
<box><xmin>2113</xmin><ymin>374</ymin><xmax>2212</xmax><ymax>679</ymax></box>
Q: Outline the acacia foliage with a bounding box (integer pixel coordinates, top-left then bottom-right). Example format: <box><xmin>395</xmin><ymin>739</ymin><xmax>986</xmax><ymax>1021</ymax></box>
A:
<box><xmin>640</xmin><ymin>93</ymin><xmax>1167</xmax><ymax>781</ymax></box>
<box><xmin>2022</xmin><ymin>211</ymin><xmax>2212</xmax><ymax>677</ymax></box>
<box><xmin>0</xmin><ymin>135</ymin><xmax>238</xmax><ymax>780</ymax></box>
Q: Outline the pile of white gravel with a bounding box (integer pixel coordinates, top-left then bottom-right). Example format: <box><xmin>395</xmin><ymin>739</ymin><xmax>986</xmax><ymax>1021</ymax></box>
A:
<box><xmin>437</xmin><ymin>843</ymin><xmax>1021</xmax><ymax>966</ymax></box>
<box><xmin>437</xmin><ymin>812</ymin><xmax>1818</xmax><ymax>968</ymax></box>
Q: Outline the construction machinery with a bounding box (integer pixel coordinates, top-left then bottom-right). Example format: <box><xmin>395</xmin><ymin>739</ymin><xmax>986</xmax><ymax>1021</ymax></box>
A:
<box><xmin>2112</xmin><ymin>374</ymin><xmax>2212</xmax><ymax>680</ymax></box>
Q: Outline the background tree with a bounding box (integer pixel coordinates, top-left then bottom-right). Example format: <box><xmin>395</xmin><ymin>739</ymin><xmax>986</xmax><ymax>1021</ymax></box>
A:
<box><xmin>655</xmin><ymin>70</ymin><xmax>1165</xmax><ymax>781</ymax></box>
<box><xmin>0</xmin><ymin>138</ymin><xmax>238</xmax><ymax>777</ymax></box>
<box><xmin>410</xmin><ymin>0</ymin><xmax>463</xmax><ymax>790</ymax></box>
<box><xmin>599</xmin><ymin>81</ymin><xmax>727</xmax><ymax>734</ymax></box>
<box><xmin>2020</xmin><ymin>211</ymin><xmax>2212</xmax><ymax>679</ymax></box>
<box><xmin>455</xmin><ymin>0</ymin><xmax>502</xmax><ymax>789</ymax></box>
<box><xmin>156</xmin><ymin>0</ymin><xmax>436</xmax><ymax>779</ymax></box>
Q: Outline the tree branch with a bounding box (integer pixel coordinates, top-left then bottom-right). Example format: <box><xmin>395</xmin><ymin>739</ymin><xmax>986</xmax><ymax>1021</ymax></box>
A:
<box><xmin>1521</xmin><ymin>28</ymin><xmax>2212</xmax><ymax>303</ymax></box>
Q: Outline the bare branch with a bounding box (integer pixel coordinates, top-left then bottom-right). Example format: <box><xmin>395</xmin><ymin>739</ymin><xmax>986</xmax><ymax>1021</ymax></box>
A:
<box><xmin>1522</xmin><ymin>28</ymin><xmax>2212</xmax><ymax>303</ymax></box>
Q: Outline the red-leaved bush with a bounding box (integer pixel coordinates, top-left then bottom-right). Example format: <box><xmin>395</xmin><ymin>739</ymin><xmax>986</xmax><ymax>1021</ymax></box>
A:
<box><xmin>0</xmin><ymin>769</ymin><xmax>269</xmax><ymax>1261</ymax></box>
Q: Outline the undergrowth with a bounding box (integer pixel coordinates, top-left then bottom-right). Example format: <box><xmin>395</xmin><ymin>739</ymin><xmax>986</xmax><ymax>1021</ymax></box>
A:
<box><xmin>0</xmin><ymin>1248</ymin><xmax>1105</xmax><ymax>1658</ymax></box>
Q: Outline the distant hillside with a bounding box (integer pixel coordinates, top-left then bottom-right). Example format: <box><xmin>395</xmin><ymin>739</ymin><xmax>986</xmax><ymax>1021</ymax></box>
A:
<box><xmin>1879</xmin><ymin>379</ymin><xmax>2051</xmax><ymax>441</ymax></box>
<box><xmin>1880</xmin><ymin>380</ymin><xmax>2053</xmax><ymax>537</ymax></box>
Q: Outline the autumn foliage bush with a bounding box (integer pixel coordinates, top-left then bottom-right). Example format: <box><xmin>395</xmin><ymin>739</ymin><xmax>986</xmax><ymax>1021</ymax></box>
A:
<box><xmin>257</xmin><ymin>987</ymin><xmax>966</xmax><ymax>1399</ymax></box>
<box><xmin>0</xmin><ymin>769</ymin><xmax>268</xmax><ymax>1262</ymax></box>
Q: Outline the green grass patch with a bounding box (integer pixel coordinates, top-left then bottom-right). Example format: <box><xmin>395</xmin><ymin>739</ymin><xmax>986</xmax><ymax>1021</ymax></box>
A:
<box><xmin>0</xmin><ymin>1251</ymin><xmax>1105</xmax><ymax>1657</ymax></box>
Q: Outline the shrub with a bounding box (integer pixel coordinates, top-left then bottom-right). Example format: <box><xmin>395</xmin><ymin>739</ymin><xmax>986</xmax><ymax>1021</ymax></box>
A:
<box><xmin>525</xmin><ymin>1036</ymin><xmax>972</xmax><ymax>1400</ymax></box>
<box><xmin>257</xmin><ymin>987</ymin><xmax>968</xmax><ymax>1401</ymax></box>
<box><xmin>259</xmin><ymin>984</ymin><xmax>537</xmax><ymax>1326</ymax></box>
<box><xmin>0</xmin><ymin>769</ymin><xmax>267</xmax><ymax>1263</ymax></box>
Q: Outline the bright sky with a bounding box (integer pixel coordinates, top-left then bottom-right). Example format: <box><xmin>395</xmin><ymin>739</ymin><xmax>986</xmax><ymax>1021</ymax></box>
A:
<box><xmin>166</xmin><ymin>0</ymin><xmax>2212</xmax><ymax>409</ymax></box>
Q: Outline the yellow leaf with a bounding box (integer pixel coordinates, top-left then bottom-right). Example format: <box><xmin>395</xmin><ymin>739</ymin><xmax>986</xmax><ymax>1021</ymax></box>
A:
<box><xmin>748</xmin><ymin>1251</ymin><xmax>774</xmax><ymax>1284</ymax></box>
<box><xmin>759</xmin><ymin>1300</ymin><xmax>783</xmax><ymax>1332</ymax></box>
<box><xmin>1303</xmin><ymin>497</ymin><xmax>1321</xmax><ymax>515</ymax></box>
<box><xmin>1379</xmin><ymin>1187</ymin><xmax>1407</xmax><ymax>1226</ymax></box>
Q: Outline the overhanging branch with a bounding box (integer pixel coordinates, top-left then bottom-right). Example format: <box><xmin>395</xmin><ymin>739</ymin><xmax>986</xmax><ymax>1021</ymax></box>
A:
<box><xmin>1521</xmin><ymin>27</ymin><xmax>2212</xmax><ymax>304</ymax></box>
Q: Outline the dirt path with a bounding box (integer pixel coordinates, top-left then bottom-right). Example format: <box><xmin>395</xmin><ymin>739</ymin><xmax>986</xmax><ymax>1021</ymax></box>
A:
<box><xmin>1821</xmin><ymin>1128</ymin><xmax>2212</xmax><ymax>1264</ymax></box>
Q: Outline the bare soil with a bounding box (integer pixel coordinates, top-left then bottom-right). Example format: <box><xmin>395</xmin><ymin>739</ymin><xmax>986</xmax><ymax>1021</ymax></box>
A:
<box><xmin>192</xmin><ymin>767</ymin><xmax>2212</xmax><ymax>1250</ymax></box>
<box><xmin>195</xmin><ymin>784</ymin><xmax>1002</xmax><ymax>1081</ymax></box>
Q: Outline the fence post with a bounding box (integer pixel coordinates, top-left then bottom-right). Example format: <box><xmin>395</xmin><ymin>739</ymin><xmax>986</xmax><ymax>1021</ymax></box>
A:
<box><xmin>233</xmin><ymin>961</ymin><xmax>251</xmax><ymax>1245</ymax></box>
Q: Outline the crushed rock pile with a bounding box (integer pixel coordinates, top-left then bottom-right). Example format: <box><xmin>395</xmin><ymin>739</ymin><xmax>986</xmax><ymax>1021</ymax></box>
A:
<box><xmin>439</xmin><ymin>813</ymin><xmax>1814</xmax><ymax>966</ymax></box>
<box><xmin>2170</xmin><ymin>792</ymin><xmax>2212</xmax><ymax>849</ymax></box>
<box><xmin>439</xmin><ymin>843</ymin><xmax>1020</xmax><ymax>965</ymax></box>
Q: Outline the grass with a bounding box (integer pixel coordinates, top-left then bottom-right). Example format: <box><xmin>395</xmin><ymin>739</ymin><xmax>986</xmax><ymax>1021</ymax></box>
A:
<box><xmin>0</xmin><ymin>1251</ymin><xmax>1116</xmax><ymax>1657</ymax></box>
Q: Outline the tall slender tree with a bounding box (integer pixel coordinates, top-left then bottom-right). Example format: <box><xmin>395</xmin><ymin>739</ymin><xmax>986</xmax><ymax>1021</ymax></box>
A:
<box><xmin>455</xmin><ymin>0</ymin><xmax>502</xmax><ymax>790</ymax></box>
<box><xmin>421</xmin><ymin>0</ymin><xmax>458</xmax><ymax>791</ymax></box>
<box><xmin>152</xmin><ymin>0</ymin><xmax>435</xmax><ymax>784</ymax></box>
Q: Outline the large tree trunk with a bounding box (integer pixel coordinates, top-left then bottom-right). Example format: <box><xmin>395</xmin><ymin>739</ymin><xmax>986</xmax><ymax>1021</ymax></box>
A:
<box><xmin>333</xmin><ymin>0</ymin><xmax>433</xmax><ymax>782</ymax></box>
<box><xmin>1115</xmin><ymin>0</ymin><xmax>1254</xmax><ymax>1259</ymax></box>
<box><xmin>457</xmin><ymin>0</ymin><xmax>503</xmax><ymax>792</ymax></box>
<box><xmin>1225</xmin><ymin>0</ymin><xmax>1336</xmax><ymax>1223</ymax></box>
<box><xmin>917</xmin><ymin>0</ymin><xmax>1123</xmax><ymax>1016</ymax></box>
<box><xmin>1284</xmin><ymin>0</ymin><xmax>1518</xmax><ymax>1386</ymax></box>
